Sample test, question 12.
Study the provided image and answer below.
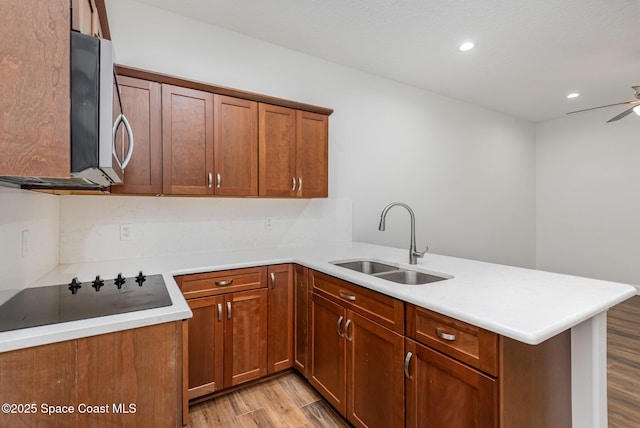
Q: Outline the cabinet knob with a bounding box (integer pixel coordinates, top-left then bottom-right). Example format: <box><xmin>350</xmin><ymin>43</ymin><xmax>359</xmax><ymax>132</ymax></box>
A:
<box><xmin>208</xmin><ymin>172</ymin><xmax>213</xmax><ymax>188</ymax></box>
<box><xmin>216</xmin><ymin>173</ymin><xmax>221</xmax><ymax>188</ymax></box>
<box><xmin>227</xmin><ymin>302</ymin><xmax>232</xmax><ymax>320</ymax></box>
<box><xmin>291</xmin><ymin>177</ymin><xmax>296</xmax><ymax>191</ymax></box>
<box><xmin>215</xmin><ymin>280</ymin><xmax>233</xmax><ymax>286</ymax></box>
<box><xmin>345</xmin><ymin>319</ymin><xmax>352</xmax><ymax>341</ymax></box>
<box><xmin>270</xmin><ymin>272</ymin><xmax>276</xmax><ymax>289</ymax></box>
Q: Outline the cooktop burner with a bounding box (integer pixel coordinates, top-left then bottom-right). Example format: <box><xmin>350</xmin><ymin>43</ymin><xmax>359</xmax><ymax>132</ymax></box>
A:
<box><xmin>0</xmin><ymin>273</ymin><xmax>172</xmax><ymax>333</ymax></box>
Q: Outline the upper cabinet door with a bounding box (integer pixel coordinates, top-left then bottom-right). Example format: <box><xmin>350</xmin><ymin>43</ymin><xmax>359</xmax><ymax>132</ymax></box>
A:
<box><xmin>296</xmin><ymin>111</ymin><xmax>328</xmax><ymax>198</ymax></box>
<box><xmin>111</xmin><ymin>76</ymin><xmax>162</xmax><ymax>195</ymax></box>
<box><xmin>0</xmin><ymin>0</ymin><xmax>70</xmax><ymax>178</ymax></box>
<box><xmin>162</xmin><ymin>84</ymin><xmax>214</xmax><ymax>195</ymax></box>
<box><xmin>214</xmin><ymin>95</ymin><xmax>258</xmax><ymax>196</ymax></box>
<box><xmin>258</xmin><ymin>104</ymin><xmax>297</xmax><ymax>197</ymax></box>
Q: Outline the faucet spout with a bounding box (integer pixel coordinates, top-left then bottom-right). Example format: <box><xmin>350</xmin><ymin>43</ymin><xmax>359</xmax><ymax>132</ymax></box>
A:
<box><xmin>378</xmin><ymin>202</ymin><xmax>428</xmax><ymax>265</ymax></box>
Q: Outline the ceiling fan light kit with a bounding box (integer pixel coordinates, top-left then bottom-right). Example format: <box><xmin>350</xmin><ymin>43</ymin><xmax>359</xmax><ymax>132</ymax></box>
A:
<box><xmin>567</xmin><ymin>86</ymin><xmax>640</xmax><ymax>123</ymax></box>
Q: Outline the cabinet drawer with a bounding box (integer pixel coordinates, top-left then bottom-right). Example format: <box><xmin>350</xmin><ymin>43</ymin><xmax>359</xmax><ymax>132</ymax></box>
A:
<box><xmin>311</xmin><ymin>271</ymin><xmax>404</xmax><ymax>334</ymax></box>
<box><xmin>177</xmin><ymin>267</ymin><xmax>267</xmax><ymax>299</ymax></box>
<box><xmin>406</xmin><ymin>305</ymin><xmax>498</xmax><ymax>376</ymax></box>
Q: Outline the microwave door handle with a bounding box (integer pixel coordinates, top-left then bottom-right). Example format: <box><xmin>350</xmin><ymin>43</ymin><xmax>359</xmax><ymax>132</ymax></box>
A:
<box><xmin>119</xmin><ymin>114</ymin><xmax>134</xmax><ymax>170</ymax></box>
<box><xmin>112</xmin><ymin>113</ymin><xmax>134</xmax><ymax>171</ymax></box>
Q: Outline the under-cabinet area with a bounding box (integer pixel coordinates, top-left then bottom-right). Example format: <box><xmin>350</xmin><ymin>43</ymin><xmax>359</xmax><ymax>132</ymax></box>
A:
<box><xmin>175</xmin><ymin>263</ymin><xmax>572</xmax><ymax>428</ymax></box>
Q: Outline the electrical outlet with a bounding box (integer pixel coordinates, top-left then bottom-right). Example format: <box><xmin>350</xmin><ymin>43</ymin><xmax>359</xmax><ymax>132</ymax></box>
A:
<box><xmin>120</xmin><ymin>224</ymin><xmax>132</xmax><ymax>241</ymax></box>
<box><xmin>21</xmin><ymin>229</ymin><xmax>29</xmax><ymax>258</ymax></box>
<box><xmin>264</xmin><ymin>217</ymin><xmax>272</xmax><ymax>230</ymax></box>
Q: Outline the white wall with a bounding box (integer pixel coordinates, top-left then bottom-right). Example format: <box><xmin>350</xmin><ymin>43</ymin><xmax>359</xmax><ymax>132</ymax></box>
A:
<box><xmin>0</xmin><ymin>187</ymin><xmax>59</xmax><ymax>297</ymax></box>
<box><xmin>59</xmin><ymin>196</ymin><xmax>351</xmax><ymax>263</ymax></box>
<box><xmin>536</xmin><ymin>109</ymin><xmax>640</xmax><ymax>285</ymax></box>
<box><xmin>104</xmin><ymin>0</ymin><xmax>537</xmax><ymax>268</ymax></box>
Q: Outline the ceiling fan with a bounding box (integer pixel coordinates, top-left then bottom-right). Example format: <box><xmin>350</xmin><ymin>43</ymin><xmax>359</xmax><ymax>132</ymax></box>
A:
<box><xmin>567</xmin><ymin>86</ymin><xmax>640</xmax><ymax>123</ymax></box>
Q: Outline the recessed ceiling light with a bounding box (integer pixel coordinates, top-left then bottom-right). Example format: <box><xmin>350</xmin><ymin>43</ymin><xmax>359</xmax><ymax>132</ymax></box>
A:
<box><xmin>459</xmin><ymin>42</ymin><xmax>475</xmax><ymax>52</ymax></box>
<box><xmin>567</xmin><ymin>93</ymin><xmax>580</xmax><ymax>99</ymax></box>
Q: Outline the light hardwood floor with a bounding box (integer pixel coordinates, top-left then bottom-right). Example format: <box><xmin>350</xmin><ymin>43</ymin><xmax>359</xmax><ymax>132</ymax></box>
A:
<box><xmin>608</xmin><ymin>295</ymin><xmax>640</xmax><ymax>428</ymax></box>
<box><xmin>189</xmin><ymin>297</ymin><xmax>640</xmax><ymax>428</ymax></box>
<box><xmin>188</xmin><ymin>372</ymin><xmax>350</xmax><ymax>427</ymax></box>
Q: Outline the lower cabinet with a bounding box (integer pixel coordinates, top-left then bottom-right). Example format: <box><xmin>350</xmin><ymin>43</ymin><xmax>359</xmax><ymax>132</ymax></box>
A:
<box><xmin>0</xmin><ymin>322</ymin><xmax>182</xmax><ymax>427</ymax></box>
<box><xmin>310</xmin><ymin>289</ymin><xmax>405</xmax><ymax>428</ymax></box>
<box><xmin>184</xmin><ymin>288</ymin><xmax>267</xmax><ymax>400</ymax></box>
<box><xmin>293</xmin><ymin>264</ymin><xmax>309</xmax><ymax>376</ymax></box>
<box><xmin>177</xmin><ymin>266</ymin><xmax>269</xmax><ymax>426</ymax></box>
<box><xmin>404</xmin><ymin>338</ymin><xmax>497</xmax><ymax>428</ymax></box>
<box><xmin>267</xmin><ymin>264</ymin><xmax>294</xmax><ymax>373</ymax></box>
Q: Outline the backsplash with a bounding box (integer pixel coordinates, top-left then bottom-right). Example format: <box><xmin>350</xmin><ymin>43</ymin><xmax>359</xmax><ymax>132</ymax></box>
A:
<box><xmin>60</xmin><ymin>195</ymin><xmax>352</xmax><ymax>264</ymax></box>
<box><xmin>0</xmin><ymin>187</ymin><xmax>60</xmax><ymax>294</ymax></box>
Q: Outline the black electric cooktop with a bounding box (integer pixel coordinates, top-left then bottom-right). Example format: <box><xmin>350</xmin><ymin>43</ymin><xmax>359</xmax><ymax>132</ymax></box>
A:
<box><xmin>0</xmin><ymin>273</ymin><xmax>172</xmax><ymax>333</ymax></box>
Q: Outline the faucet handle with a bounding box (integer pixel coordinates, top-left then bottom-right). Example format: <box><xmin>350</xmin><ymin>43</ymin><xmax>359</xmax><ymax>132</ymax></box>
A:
<box><xmin>413</xmin><ymin>246</ymin><xmax>428</xmax><ymax>259</ymax></box>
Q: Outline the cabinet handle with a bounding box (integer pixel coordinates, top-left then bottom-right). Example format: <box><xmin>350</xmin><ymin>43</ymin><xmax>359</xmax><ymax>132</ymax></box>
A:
<box><xmin>270</xmin><ymin>272</ymin><xmax>276</xmax><ymax>289</ymax></box>
<box><xmin>215</xmin><ymin>280</ymin><xmax>233</xmax><ymax>286</ymax></box>
<box><xmin>345</xmin><ymin>319</ymin><xmax>352</xmax><ymax>341</ymax></box>
<box><xmin>339</xmin><ymin>290</ymin><xmax>356</xmax><ymax>301</ymax></box>
<box><xmin>337</xmin><ymin>315</ymin><xmax>344</xmax><ymax>337</ymax></box>
<box><xmin>216</xmin><ymin>173</ymin><xmax>221</xmax><ymax>188</ymax></box>
<box><xmin>298</xmin><ymin>177</ymin><xmax>303</xmax><ymax>192</ymax></box>
<box><xmin>227</xmin><ymin>302</ymin><xmax>232</xmax><ymax>320</ymax></box>
<box><xmin>404</xmin><ymin>352</ymin><xmax>413</xmax><ymax>380</ymax></box>
<box><xmin>208</xmin><ymin>172</ymin><xmax>213</xmax><ymax>188</ymax></box>
<box><xmin>217</xmin><ymin>303</ymin><xmax>222</xmax><ymax>322</ymax></box>
<box><xmin>436</xmin><ymin>328</ymin><xmax>456</xmax><ymax>341</ymax></box>
<box><xmin>291</xmin><ymin>177</ymin><xmax>296</xmax><ymax>191</ymax></box>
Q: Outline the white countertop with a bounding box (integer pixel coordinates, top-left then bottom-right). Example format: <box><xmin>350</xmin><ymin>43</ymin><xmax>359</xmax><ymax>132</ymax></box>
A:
<box><xmin>0</xmin><ymin>242</ymin><xmax>636</xmax><ymax>352</ymax></box>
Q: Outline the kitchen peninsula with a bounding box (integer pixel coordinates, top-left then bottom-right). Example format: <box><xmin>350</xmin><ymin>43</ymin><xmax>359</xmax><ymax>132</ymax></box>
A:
<box><xmin>0</xmin><ymin>242</ymin><xmax>634</xmax><ymax>427</ymax></box>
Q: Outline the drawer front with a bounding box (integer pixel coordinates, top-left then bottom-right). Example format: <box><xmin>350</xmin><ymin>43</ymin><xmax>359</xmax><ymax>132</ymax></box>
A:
<box><xmin>311</xmin><ymin>270</ymin><xmax>404</xmax><ymax>334</ymax></box>
<box><xmin>406</xmin><ymin>305</ymin><xmax>498</xmax><ymax>376</ymax></box>
<box><xmin>177</xmin><ymin>266</ymin><xmax>267</xmax><ymax>299</ymax></box>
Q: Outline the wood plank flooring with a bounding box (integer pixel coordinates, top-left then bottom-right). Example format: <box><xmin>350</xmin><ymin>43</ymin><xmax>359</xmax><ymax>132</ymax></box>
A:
<box><xmin>608</xmin><ymin>295</ymin><xmax>640</xmax><ymax>428</ymax></box>
<box><xmin>188</xmin><ymin>372</ymin><xmax>350</xmax><ymax>427</ymax></box>
<box><xmin>189</xmin><ymin>296</ymin><xmax>640</xmax><ymax>427</ymax></box>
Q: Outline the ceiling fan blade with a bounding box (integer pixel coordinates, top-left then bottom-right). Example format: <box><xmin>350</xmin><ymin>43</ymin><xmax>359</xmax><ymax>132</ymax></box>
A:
<box><xmin>567</xmin><ymin>100</ymin><xmax>640</xmax><ymax>115</ymax></box>
<box><xmin>606</xmin><ymin>105</ymin><xmax>637</xmax><ymax>123</ymax></box>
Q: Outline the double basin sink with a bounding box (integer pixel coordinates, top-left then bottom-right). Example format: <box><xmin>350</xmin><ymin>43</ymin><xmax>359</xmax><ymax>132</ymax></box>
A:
<box><xmin>330</xmin><ymin>259</ymin><xmax>452</xmax><ymax>285</ymax></box>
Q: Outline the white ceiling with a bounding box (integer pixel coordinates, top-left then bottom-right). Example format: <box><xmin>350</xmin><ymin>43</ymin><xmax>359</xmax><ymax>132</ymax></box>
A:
<box><xmin>135</xmin><ymin>0</ymin><xmax>639</xmax><ymax>122</ymax></box>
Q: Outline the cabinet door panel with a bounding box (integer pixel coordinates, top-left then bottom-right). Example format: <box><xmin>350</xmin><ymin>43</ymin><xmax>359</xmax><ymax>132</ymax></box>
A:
<box><xmin>186</xmin><ymin>295</ymin><xmax>224</xmax><ymax>399</ymax></box>
<box><xmin>214</xmin><ymin>95</ymin><xmax>258</xmax><ymax>196</ymax></box>
<box><xmin>258</xmin><ymin>103</ymin><xmax>296</xmax><ymax>196</ymax></box>
<box><xmin>405</xmin><ymin>339</ymin><xmax>497</xmax><ymax>428</ymax></box>
<box><xmin>347</xmin><ymin>311</ymin><xmax>404</xmax><ymax>428</ymax></box>
<box><xmin>310</xmin><ymin>292</ymin><xmax>347</xmax><ymax>415</ymax></box>
<box><xmin>267</xmin><ymin>264</ymin><xmax>294</xmax><ymax>373</ymax></box>
<box><xmin>294</xmin><ymin>265</ymin><xmax>309</xmax><ymax>376</ymax></box>
<box><xmin>111</xmin><ymin>76</ymin><xmax>162</xmax><ymax>194</ymax></box>
<box><xmin>0</xmin><ymin>0</ymin><xmax>70</xmax><ymax>178</ymax></box>
<box><xmin>296</xmin><ymin>111</ymin><xmax>328</xmax><ymax>198</ymax></box>
<box><xmin>224</xmin><ymin>289</ymin><xmax>268</xmax><ymax>386</ymax></box>
<box><xmin>162</xmin><ymin>84</ymin><xmax>214</xmax><ymax>195</ymax></box>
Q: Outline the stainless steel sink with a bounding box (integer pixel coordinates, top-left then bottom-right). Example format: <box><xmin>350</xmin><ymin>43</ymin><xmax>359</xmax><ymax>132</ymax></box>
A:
<box><xmin>330</xmin><ymin>259</ymin><xmax>452</xmax><ymax>285</ymax></box>
<box><xmin>375</xmin><ymin>269</ymin><xmax>449</xmax><ymax>285</ymax></box>
<box><xmin>332</xmin><ymin>260</ymin><xmax>399</xmax><ymax>275</ymax></box>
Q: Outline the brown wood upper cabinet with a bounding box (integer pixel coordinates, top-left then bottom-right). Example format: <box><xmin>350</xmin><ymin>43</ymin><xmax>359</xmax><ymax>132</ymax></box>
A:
<box><xmin>0</xmin><ymin>0</ymin><xmax>70</xmax><ymax>178</ymax></box>
<box><xmin>214</xmin><ymin>95</ymin><xmax>258</xmax><ymax>196</ymax></box>
<box><xmin>111</xmin><ymin>76</ymin><xmax>162</xmax><ymax>195</ymax></box>
<box><xmin>259</xmin><ymin>104</ymin><xmax>328</xmax><ymax>197</ymax></box>
<box><xmin>162</xmin><ymin>84</ymin><xmax>214</xmax><ymax>195</ymax></box>
<box><xmin>72</xmin><ymin>0</ymin><xmax>103</xmax><ymax>37</ymax></box>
